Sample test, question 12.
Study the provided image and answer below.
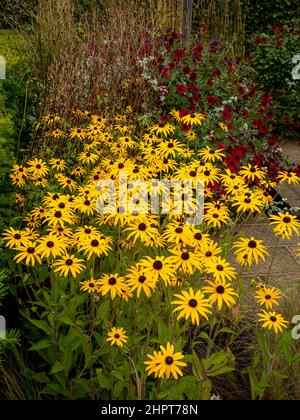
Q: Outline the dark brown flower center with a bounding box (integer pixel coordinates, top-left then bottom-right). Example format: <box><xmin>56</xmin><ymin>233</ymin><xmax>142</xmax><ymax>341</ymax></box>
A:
<box><xmin>165</xmin><ymin>357</ymin><xmax>174</xmax><ymax>365</ymax></box>
<box><xmin>153</xmin><ymin>261</ymin><xmax>163</xmax><ymax>270</ymax></box>
<box><xmin>270</xmin><ymin>316</ymin><xmax>277</xmax><ymax>323</ymax></box>
<box><xmin>216</xmin><ymin>286</ymin><xmax>225</xmax><ymax>294</ymax></box>
<box><xmin>109</xmin><ymin>278</ymin><xmax>117</xmax><ymax>286</ymax></box>
<box><xmin>138</xmin><ymin>223</ymin><xmax>147</xmax><ymax>231</ymax></box>
<box><xmin>248</xmin><ymin>241</ymin><xmax>257</xmax><ymax>249</ymax></box>
<box><xmin>91</xmin><ymin>240</ymin><xmax>99</xmax><ymax>247</ymax></box>
<box><xmin>47</xmin><ymin>241</ymin><xmax>55</xmax><ymax>248</ymax></box>
<box><xmin>139</xmin><ymin>276</ymin><xmax>146</xmax><ymax>284</ymax></box>
<box><xmin>66</xmin><ymin>259</ymin><xmax>73</xmax><ymax>266</ymax></box>
<box><xmin>189</xmin><ymin>299</ymin><xmax>198</xmax><ymax>308</ymax></box>
<box><xmin>181</xmin><ymin>252</ymin><xmax>190</xmax><ymax>261</ymax></box>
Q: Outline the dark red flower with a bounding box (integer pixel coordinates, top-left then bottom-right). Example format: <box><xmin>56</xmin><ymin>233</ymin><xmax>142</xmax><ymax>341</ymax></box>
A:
<box><xmin>222</xmin><ymin>108</ymin><xmax>232</xmax><ymax>121</ymax></box>
<box><xmin>182</xmin><ymin>64</ymin><xmax>191</xmax><ymax>75</ymax></box>
<box><xmin>177</xmin><ymin>84</ymin><xmax>186</xmax><ymax>95</ymax></box>
<box><xmin>207</xmin><ymin>79</ymin><xmax>214</xmax><ymax>88</ymax></box>
<box><xmin>212</xmin><ymin>69</ymin><xmax>221</xmax><ymax>78</ymax></box>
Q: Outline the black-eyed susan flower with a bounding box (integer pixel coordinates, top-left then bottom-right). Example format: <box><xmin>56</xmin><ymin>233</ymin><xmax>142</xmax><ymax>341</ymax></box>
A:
<box><xmin>269</xmin><ymin>212</ymin><xmax>300</xmax><ymax>240</ymax></box>
<box><xmin>180</xmin><ymin>112</ymin><xmax>205</xmax><ymax>127</ymax></box>
<box><xmin>158</xmin><ymin>140</ymin><xmax>184</xmax><ymax>158</ymax></box>
<box><xmin>258</xmin><ymin>311</ymin><xmax>288</xmax><ymax>334</ymax></box>
<box><xmin>139</xmin><ymin>256</ymin><xmax>175</xmax><ymax>286</ymax></box>
<box><xmin>53</xmin><ymin>254</ymin><xmax>85</xmax><ymax>278</ymax></box>
<box><xmin>98</xmin><ymin>274</ymin><xmax>126</xmax><ymax>299</ymax></box>
<box><xmin>2</xmin><ymin>228</ymin><xmax>29</xmax><ymax>249</ymax></box>
<box><xmin>14</xmin><ymin>242</ymin><xmax>42</xmax><ymax>267</ymax></box>
<box><xmin>169</xmin><ymin>249</ymin><xmax>202</xmax><ymax>275</ymax></box>
<box><xmin>150</xmin><ymin>122</ymin><xmax>176</xmax><ymax>137</ymax></box>
<box><xmin>204</xmin><ymin>257</ymin><xmax>236</xmax><ymax>282</ymax></box>
<box><xmin>27</xmin><ymin>158</ymin><xmax>49</xmax><ymax>177</ymax></box>
<box><xmin>199</xmin><ymin>240</ymin><xmax>222</xmax><ymax>264</ymax></box>
<box><xmin>172</xmin><ymin>288</ymin><xmax>212</xmax><ymax>326</ymax></box>
<box><xmin>204</xmin><ymin>209</ymin><xmax>230</xmax><ymax>229</ymax></box>
<box><xmin>79</xmin><ymin>237</ymin><xmax>112</xmax><ymax>260</ymax></box>
<box><xmin>80</xmin><ymin>279</ymin><xmax>100</xmax><ymax>294</ymax></box>
<box><xmin>36</xmin><ymin>235</ymin><xmax>68</xmax><ymax>259</ymax></box>
<box><xmin>107</xmin><ymin>328</ymin><xmax>128</xmax><ymax>347</ymax></box>
<box><xmin>126</xmin><ymin>266</ymin><xmax>156</xmax><ymax>298</ymax></box>
<box><xmin>78</xmin><ymin>151</ymin><xmax>99</xmax><ymax>165</ymax></box>
<box><xmin>255</xmin><ymin>286</ymin><xmax>282</xmax><ymax>310</ymax></box>
<box><xmin>277</xmin><ymin>171</ymin><xmax>300</xmax><ymax>185</ymax></box>
<box><xmin>233</xmin><ymin>237</ymin><xmax>269</xmax><ymax>266</ymax></box>
<box><xmin>145</xmin><ymin>343</ymin><xmax>187</xmax><ymax>380</ymax></box>
<box><xmin>44</xmin><ymin>208</ymin><xmax>74</xmax><ymax>227</ymax></box>
<box><xmin>163</xmin><ymin>221</ymin><xmax>193</xmax><ymax>246</ymax></box>
<box><xmin>231</xmin><ymin>192</ymin><xmax>262</xmax><ymax>214</ymax></box>
<box><xmin>69</xmin><ymin>127</ymin><xmax>87</xmax><ymax>140</ymax></box>
<box><xmin>125</xmin><ymin>220</ymin><xmax>159</xmax><ymax>245</ymax></box>
<box><xmin>198</xmin><ymin>146</ymin><xmax>225</xmax><ymax>163</ymax></box>
<box><xmin>56</xmin><ymin>175</ymin><xmax>78</xmax><ymax>192</ymax></box>
<box><xmin>239</xmin><ymin>164</ymin><xmax>265</xmax><ymax>182</ymax></box>
<box><xmin>144</xmin><ymin>351</ymin><xmax>163</xmax><ymax>378</ymax></box>
<box><xmin>202</xmin><ymin>279</ymin><xmax>238</xmax><ymax>310</ymax></box>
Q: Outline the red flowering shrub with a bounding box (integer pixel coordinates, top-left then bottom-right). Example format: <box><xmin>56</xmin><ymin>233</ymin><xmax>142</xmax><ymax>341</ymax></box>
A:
<box><xmin>138</xmin><ymin>28</ymin><xmax>290</xmax><ymax>176</ymax></box>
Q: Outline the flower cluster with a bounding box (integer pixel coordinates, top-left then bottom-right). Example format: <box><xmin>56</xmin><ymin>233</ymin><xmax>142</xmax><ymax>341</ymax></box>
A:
<box><xmin>3</xmin><ymin>109</ymin><xmax>298</xmax><ymax>383</ymax></box>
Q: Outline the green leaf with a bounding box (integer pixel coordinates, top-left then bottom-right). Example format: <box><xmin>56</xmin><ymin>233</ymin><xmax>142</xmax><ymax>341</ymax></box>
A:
<box><xmin>50</xmin><ymin>361</ymin><xmax>65</xmax><ymax>375</ymax></box>
<box><xmin>29</xmin><ymin>339</ymin><xmax>52</xmax><ymax>352</ymax></box>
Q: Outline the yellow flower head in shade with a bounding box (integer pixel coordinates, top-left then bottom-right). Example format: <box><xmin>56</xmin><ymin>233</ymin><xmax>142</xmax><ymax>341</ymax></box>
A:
<box><xmin>277</xmin><ymin>171</ymin><xmax>300</xmax><ymax>185</ymax></box>
<box><xmin>257</xmin><ymin>311</ymin><xmax>288</xmax><ymax>334</ymax></box>
<box><xmin>269</xmin><ymin>212</ymin><xmax>300</xmax><ymax>240</ymax></box>
<box><xmin>233</xmin><ymin>237</ymin><xmax>269</xmax><ymax>266</ymax></box>
<box><xmin>202</xmin><ymin>279</ymin><xmax>238</xmax><ymax>311</ymax></box>
<box><xmin>219</xmin><ymin>122</ymin><xmax>228</xmax><ymax>132</ymax></box>
<box><xmin>107</xmin><ymin>328</ymin><xmax>128</xmax><ymax>347</ymax></box>
<box><xmin>145</xmin><ymin>343</ymin><xmax>187</xmax><ymax>380</ymax></box>
<box><xmin>255</xmin><ymin>287</ymin><xmax>282</xmax><ymax>310</ymax></box>
<box><xmin>80</xmin><ymin>279</ymin><xmax>101</xmax><ymax>294</ymax></box>
<box><xmin>172</xmin><ymin>288</ymin><xmax>212</xmax><ymax>326</ymax></box>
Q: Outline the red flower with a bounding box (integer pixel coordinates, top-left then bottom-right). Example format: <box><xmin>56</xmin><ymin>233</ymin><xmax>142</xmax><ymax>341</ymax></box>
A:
<box><xmin>206</xmin><ymin>95</ymin><xmax>216</xmax><ymax>107</ymax></box>
<box><xmin>207</xmin><ymin>79</ymin><xmax>214</xmax><ymax>88</ymax></box>
<box><xmin>255</xmin><ymin>37</ymin><xmax>269</xmax><ymax>44</ymax></box>
<box><xmin>177</xmin><ymin>84</ymin><xmax>186</xmax><ymax>95</ymax></box>
<box><xmin>212</xmin><ymin>69</ymin><xmax>221</xmax><ymax>78</ymax></box>
<box><xmin>222</xmin><ymin>108</ymin><xmax>232</xmax><ymax>121</ymax></box>
<box><xmin>243</xmin><ymin>109</ymin><xmax>250</xmax><ymax>118</ymax></box>
<box><xmin>172</xmin><ymin>48</ymin><xmax>186</xmax><ymax>62</ymax></box>
<box><xmin>182</xmin><ymin>64</ymin><xmax>191</xmax><ymax>75</ymax></box>
<box><xmin>189</xmin><ymin>71</ymin><xmax>197</xmax><ymax>82</ymax></box>
<box><xmin>161</xmin><ymin>69</ymin><xmax>169</xmax><ymax>79</ymax></box>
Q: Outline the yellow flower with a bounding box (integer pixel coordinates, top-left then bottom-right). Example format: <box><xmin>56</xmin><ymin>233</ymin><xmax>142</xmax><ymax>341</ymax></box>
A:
<box><xmin>138</xmin><ymin>256</ymin><xmax>175</xmax><ymax>286</ymax></box>
<box><xmin>169</xmin><ymin>249</ymin><xmax>202</xmax><ymax>275</ymax></box>
<box><xmin>126</xmin><ymin>266</ymin><xmax>156</xmax><ymax>298</ymax></box>
<box><xmin>80</xmin><ymin>279</ymin><xmax>101</xmax><ymax>294</ymax></box>
<box><xmin>150</xmin><ymin>122</ymin><xmax>176</xmax><ymax>137</ymax></box>
<box><xmin>172</xmin><ymin>288</ymin><xmax>212</xmax><ymax>325</ymax></box>
<box><xmin>14</xmin><ymin>242</ymin><xmax>42</xmax><ymax>266</ymax></box>
<box><xmin>202</xmin><ymin>279</ymin><xmax>238</xmax><ymax>310</ymax></box>
<box><xmin>180</xmin><ymin>112</ymin><xmax>205</xmax><ymax>127</ymax></box>
<box><xmin>258</xmin><ymin>311</ymin><xmax>288</xmax><ymax>334</ymax></box>
<box><xmin>255</xmin><ymin>287</ymin><xmax>282</xmax><ymax>310</ymax></box>
<box><xmin>233</xmin><ymin>237</ymin><xmax>269</xmax><ymax>266</ymax></box>
<box><xmin>27</xmin><ymin>158</ymin><xmax>49</xmax><ymax>177</ymax></box>
<box><xmin>2</xmin><ymin>228</ymin><xmax>29</xmax><ymax>249</ymax></box>
<box><xmin>269</xmin><ymin>212</ymin><xmax>300</xmax><ymax>240</ymax></box>
<box><xmin>277</xmin><ymin>171</ymin><xmax>300</xmax><ymax>185</ymax></box>
<box><xmin>107</xmin><ymin>328</ymin><xmax>128</xmax><ymax>347</ymax></box>
<box><xmin>53</xmin><ymin>254</ymin><xmax>85</xmax><ymax>278</ymax></box>
<box><xmin>198</xmin><ymin>146</ymin><xmax>225</xmax><ymax>163</ymax></box>
<box><xmin>36</xmin><ymin>235</ymin><xmax>68</xmax><ymax>259</ymax></box>
<box><xmin>239</xmin><ymin>164</ymin><xmax>266</xmax><ymax>182</ymax></box>
<box><xmin>204</xmin><ymin>257</ymin><xmax>236</xmax><ymax>282</ymax></box>
<box><xmin>98</xmin><ymin>274</ymin><xmax>126</xmax><ymax>299</ymax></box>
<box><xmin>145</xmin><ymin>343</ymin><xmax>187</xmax><ymax>380</ymax></box>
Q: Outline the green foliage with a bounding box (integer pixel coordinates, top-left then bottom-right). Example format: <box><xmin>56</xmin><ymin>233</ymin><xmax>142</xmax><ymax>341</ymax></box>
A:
<box><xmin>244</xmin><ymin>0</ymin><xmax>300</xmax><ymax>35</ymax></box>
<box><xmin>251</xmin><ymin>27</ymin><xmax>300</xmax><ymax>140</ymax></box>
